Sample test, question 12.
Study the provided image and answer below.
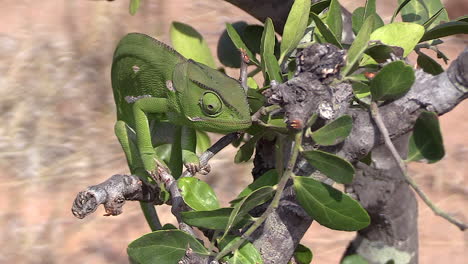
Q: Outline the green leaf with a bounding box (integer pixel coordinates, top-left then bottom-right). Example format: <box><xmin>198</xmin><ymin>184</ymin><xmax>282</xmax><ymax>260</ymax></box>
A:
<box><xmin>406</xmin><ymin>111</ymin><xmax>444</xmax><ymax>163</ymax></box>
<box><xmin>310</xmin><ymin>0</ymin><xmax>331</xmax><ymax>14</ymax></box>
<box><xmin>391</xmin><ymin>0</ymin><xmax>412</xmax><ymax>23</ymax></box>
<box><xmin>455</xmin><ymin>15</ymin><xmax>468</xmax><ymax>23</ymax></box>
<box><xmin>302</xmin><ymin>150</ymin><xmax>355</xmax><ymax>184</ymax></box>
<box><xmin>129</xmin><ymin>0</ymin><xmax>140</xmax><ymax>15</ymax></box>
<box><xmin>398</xmin><ymin>0</ymin><xmax>429</xmax><ymax>24</ymax></box>
<box><xmin>170</xmin><ymin>22</ymin><xmax>216</xmax><ymax>68</ymax></box>
<box><xmin>294</xmin><ymin>176</ymin><xmax>370</xmax><ymax>231</ymax></box>
<box><xmin>280</xmin><ymin>0</ymin><xmax>311</xmax><ymax>63</ymax></box>
<box><xmin>237</xmin><ymin>169</ymin><xmax>279</xmax><ymax>199</ymax></box>
<box><xmin>341</xmin><ymin>254</ymin><xmax>369</xmax><ymax>264</ymax></box>
<box><xmin>324</xmin><ymin>0</ymin><xmax>343</xmax><ymax>42</ymax></box>
<box><xmin>235</xmin><ymin>132</ymin><xmax>264</xmax><ymax>163</ymax></box>
<box><xmin>219</xmin><ymin>236</ymin><xmax>264</xmax><ymax>264</ymax></box>
<box><xmin>420</xmin><ymin>21</ymin><xmax>468</xmax><ymax>42</ymax></box>
<box><xmin>360</xmin><ymin>22</ymin><xmax>425</xmax><ymax>65</ymax></box>
<box><xmin>423</xmin><ymin>8</ymin><xmax>446</xmax><ymax>29</ymax></box>
<box><xmin>364</xmin><ymin>44</ymin><xmax>404</xmax><ymax>63</ymax></box>
<box><xmin>223</xmin><ymin>186</ymin><xmax>275</xmax><ymax>239</ymax></box>
<box><xmin>127</xmin><ymin>230</ymin><xmax>210</xmax><ymax>264</ymax></box>
<box><xmin>352</xmin><ymin>81</ymin><xmax>371</xmax><ymax>99</ymax></box>
<box><xmin>342</xmin><ymin>14</ymin><xmax>376</xmax><ymax>76</ymax></box>
<box><xmin>310</xmin><ymin>12</ymin><xmax>343</xmax><ymax>48</ymax></box>
<box><xmin>417</xmin><ymin>52</ymin><xmax>443</xmax><ymax>75</ymax></box>
<box><xmin>422</xmin><ymin>0</ymin><xmax>449</xmax><ymax>29</ymax></box>
<box><xmin>310</xmin><ymin>115</ymin><xmax>353</xmax><ymax>146</ymax></box>
<box><xmin>243</xmin><ymin>25</ymin><xmax>265</xmax><ymax>55</ymax></box>
<box><xmin>352</xmin><ymin>7</ymin><xmax>384</xmax><ymax>35</ymax></box>
<box><xmin>225</xmin><ymin>23</ymin><xmax>260</xmax><ymax>66</ymax></box>
<box><xmin>161</xmin><ymin>224</ymin><xmax>177</xmax><ymax>230</ymax></box>
<box><xmin>178</xmin><ymin>177</ymin><xmax>220</xmax><ymax>211</ymax></box>
<box><xmin>261</xmin><ymin>18</ymin><xmax>282</xmax><ymax>82</ymax></box>
<box><xmin>370</xmin><ymin>60</ymin><xmax>415</xmax><ymax>101</ymax></box>
<box><xmin>294</xmin><ymin>244</ymin><xmax>313</xmax><ymax>264</ymax></box>
<box><xmin>181</xmin><ymin>208</ymin><xmax>251</xmax><ymax>230</ymax></box>
<box><xmin>196</xmin><ymin>130</ymin><xmax>211</xmax><ymax>154</ymax></box>
<box><xmin>218</xmin><ymin>22</ymin><xmax>248</xmax><ymax>68</ymax></box>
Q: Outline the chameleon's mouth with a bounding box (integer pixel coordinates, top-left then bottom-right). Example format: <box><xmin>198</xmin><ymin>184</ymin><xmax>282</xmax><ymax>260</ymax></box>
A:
<box><xmin>188</xmin><ymin>116</ymin><xmax>251</xmax><ymax>124</ymax></box>
<box><xmin>187</xmin><ymin>116</ymin><xmax>252</xmax><ymax>132</ymax></box>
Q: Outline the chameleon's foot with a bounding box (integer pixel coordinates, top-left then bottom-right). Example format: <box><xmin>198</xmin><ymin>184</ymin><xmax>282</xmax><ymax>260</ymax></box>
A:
<box><xmin>184</xmin><ymin>163</ymin><xmax>201</xmax><ymax>175</ymax></box>
<box><xmin>199</xmin><ymin>164</ymin><xmax>211</xmax><ymax>175</ymax></box>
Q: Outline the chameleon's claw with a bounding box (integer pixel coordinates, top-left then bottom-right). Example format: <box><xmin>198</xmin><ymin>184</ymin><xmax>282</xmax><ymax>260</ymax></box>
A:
<box><xmin>185</xmin><ymin>163</ymin><xmax>200</xmax><ymax>175</ymax></box>
<box><xmin>199</xmin><ymin>164</ymin><xmax>211</xmax><ymax>175</ymax></box>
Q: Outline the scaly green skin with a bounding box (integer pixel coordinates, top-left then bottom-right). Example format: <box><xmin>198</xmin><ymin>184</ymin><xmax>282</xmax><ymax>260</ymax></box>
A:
<box><xmin>111</xmin><ymin>33</ymin><xmax>251</xmax><ymax>228</ymax></box>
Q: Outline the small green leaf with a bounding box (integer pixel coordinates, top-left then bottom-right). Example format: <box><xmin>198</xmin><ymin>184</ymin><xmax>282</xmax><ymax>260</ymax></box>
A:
<box><xmin>178</xmin><ymin>177</ymin><xmax>220</xmax><ymax>211</ymax></box>
<box><xmin>352</xmin><ymin>81</ymin><xmax>371</xmax><ymax>99</ymax></box>
<box><xmin>422</xmin><ymin>0</ymin><xmax>449</xmax><ymax>29</ymax></box>
<box><xmin>342</xmin><ymin>14</ymin><xmax>376</xmax><ymax>76</ymax></box>
<box><xmin>324</xmin><ymin>0</ymin><xmax>343</xmax><ymax>42</ymax></box>
<box><xmin>360</xmin><ymin>22</ymin><xmax>425</xmax><ymax>65</ymax></box>
<box><xmin>370</xmin><ymin>60</ymin><xmax>415</xmax><ymax>101</ymax></box>
<box><xmin>420</xmin><ymin>21</ymin><xmax>468</xmax><ymax>42</ymax></box>
<box><xmin>423</xmin><ymin>8</ymin><xmax>446</xmax><ymax>29</ymax></box>
<box><xmin>170</xmin><ymin>22</ymin><xmax>216</xmax><ymax>68</ymax></box>
<box><xmin>398</xmin><ymin>0</ymin><xmax>429</xmax><ymax>24</ymax></box>
<box><xmin>223</xmin><ymin>186</ymin><xmax>275</xmax><ymax>239</ymax></box>
<box><xmin>364</xmin><ymin>44</ymin><xmax>404</xmax><ymax>63</ymax></box>
<box><xmin>129</xmin><ymin>0</ymin><xmax>140</xmax><ymax>15</ymax></box>
<box><xmin>218</xmin><ymin>22</ymin><xmax>248</xmax><ymax>68</ymax></box>
<box><xmin>196</xmin><ymin>130</ymin><xmax>211</xmax><ymax>154</ymax></box>
<box><xmin>310</xmin><ymin>12</ymin><xmax>343</xmax><ymax>48</ymax></box>
<box><xmin>341</xmin><ymin>254</ymin><xmax>369</xmax><ymax>264</ymax></box>
<box><xmin>391</xmin><ymin>0</ymin><xmax>412</xmax><ymax>23</ymax></box>
<box><xmin>417</xmin><ymin>52</ymin><xmax>443</xmax><ymax>75</ymax></box>
<box><xmin>237</xmin><ymin>169</ymin><xmax>279</xmax><ymax>199</ymax></box>
<box><xmin>127</xmin><ymin>230</ymin><xmax>210</xmax><ymax>264</ymax></box>
<box><xmin>310</xmin><ymin>0</ymin><xmax>331</xmax><ymax>14</ymax></box>
<box><xmin>280</xmin><ymin>0</ymin><xmax>311</xmax><ymax>63</ymax></box>
<box><xmin>225</xmin><ymin>23</ymin><xmax>260</xmax><ymax>66</ymax></box>
<box><xmin>294</xmin><ymin>244</ymin><xmax>313</xmax><ymax>264</ymax></box>
<box><xmin>181</xmin><ymin>208</ymin><xmax>251</xmax><ymax>230</ymax></box>
<box><xmin>351</xmin><ymin>7</ymin><xmax>384</xmax><ymax>35</ymax></box>
<box><xmin>219</xmin><ymin>236</ymin><xmax>264</xmax><ymax>264</ymax></box>
<box><xmin>310</xmin><ymin>115</ymin><xmax>353</xmax><ymax>146</ymax></box>
<box><xmin>302</xmin><ymin>150</ymin><xmax>355</xmax><ymax>184</ymax></box>
<box><xmin>261</xmin><ymin>18</ymin><xmax>282</xmax><ymax>82</ymax></box>
<box><xmin>406</xmin><ymin>111</ymin><xmax>444</xmax><ymax>163</ymax></box>
<box><xmin>235</xmin><ymin>132</ymin><xmax>264</xmax><ymax>163</ymax></box>
<box><xmin>294</xmin><ymin>176</ymin><xmax>370</xmax><ymax>231</ymax></box>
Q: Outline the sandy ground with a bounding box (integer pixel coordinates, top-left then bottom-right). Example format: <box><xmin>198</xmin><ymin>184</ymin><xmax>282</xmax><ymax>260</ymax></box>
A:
<box><xmin>0</xmin><ymin>0</ymin><xmax>466</xmax><ymax>263</ymax></box>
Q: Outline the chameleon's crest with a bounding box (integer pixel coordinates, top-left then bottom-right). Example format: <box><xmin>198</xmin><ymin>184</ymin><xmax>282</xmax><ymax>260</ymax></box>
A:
<box><xmin>172</xmin><ymin>60</ymin><xmax>251</xmax><ymax>133</ymax></box>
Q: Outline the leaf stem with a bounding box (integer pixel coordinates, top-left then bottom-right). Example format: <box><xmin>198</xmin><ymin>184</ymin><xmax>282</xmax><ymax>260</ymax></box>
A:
<box><xmin>215</xmin><ymin>131</ymin><xmax>303</xmax><ymax>260</ymax></box>
<box><xmin>370</xmin><ymin>102</ymin><xmax>467</xmax><ymax>231</ymax></box>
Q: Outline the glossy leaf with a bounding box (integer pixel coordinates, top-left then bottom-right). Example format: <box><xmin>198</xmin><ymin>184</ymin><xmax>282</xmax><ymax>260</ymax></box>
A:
<box><xmin>310</xmin><ymin>0</ymin><xmax>331</xmax><ymax>14</ymax></box>
<box><xmin>129</xmin><ymin>0</ymin><xmax>140</xmax><ymax>15</ymax></box>
<box><xmin>310</xmin><ymin>12</ymin><xmax>343</xmax><ymax>48</ymax></box>
<box><xmin>237</xmin><ymin>169</ymin><xmax>279</xmax><ymax>199</ymax></box>
<box><xmin>294</xmin><ymin>176</ymin><xmax>370</xmax><ymax>231</ymax></box>
<box><xmin>310</xmin><ymin>115</ymin><xmax>353</xmax><ymax>146</ymax></box>
<box><xmin>235</xmin><ymin>132</ymin><xmax>264</xmax><ymax>163</ymax></box>
<box><xmin>407</xmin><ymin>111</ymin><xmax>445</xmax><ymax>163</ymax></box>
<box><xmin>127</xmin><ymin>230</ymin><xmax>209</xmax><ymax>264</ymax></box>
<box><xmin>294</xmin><ymin>244</ymin><xmax>313</xmax><ymax>264</ymax></box>
<box><xmin>342</xmin><ymin>14</ymin><xmax>376</xmax><ymax>76</ymax></box>
<box><xmin>302</xmin><ymin>150</ymin><xmax>355</xmax><ymax>184</ymax></box>
<box><xmin>224</xmin><ymin>186</ymin><xmax>275</xmax><ymax>239</ymax></box>
<box><xmin>417</xmin><ymin>52</ymin><xmax>443</xmax><ymax>75</ymax></box>
<box><xmin>181</xmin><ymin>208</ymin><xmax>251</xmax><ymax>230</ymax></box>
<box><xmin>370</xmin><ymin>60</ymin><xmax>415</xmax><ymax>101</ymax></box>
<box><xmin>218</xmin><ymin>22</ymin><xmax>248</xmax><ymax>68</ymax></box>
<box><xmin>178</xmin><ymin>177</ymin><xmax>220</xmax><ymax>211</ymax></box>
<box><xmin>280</xmin><ymin>0</ymin><xmax>311</xmax><ymax>63</ymax></box>
<box><xmin>196</xmin><ymin>130</ymin><xmax>211</xmax><ymax>154</ymax></box>
<box><xmin>398</xmin><ymin>0</ymin><xmax>429</xmax><ymax>24</ymax></box>
<box><xmin>324</xmin><ymin>0</ymin><xmax>342</xmax><ymax>42</ymax></box>
<box><xmin>261</xmin><ymin>18</ymin><xmax>282</xmax><ymax>82</ymax></box>
<box><xmin>351</xmin><ymin>7</ymin><xmax>384</xmax><ymax>35</ymax></box>
<box><xmin>219</xmin><ymin>236</ymin><xmax>264</xmax><ymax>264</ymax></box>
<box><xmin>360</xmin><ymin>22</ymin><xmax>424</xmax><ymax>65</ymax></box>
<box><xmin>341</xmin><ymin>254</ymin><xmax>369</xmax><ymax>264</ymax></box>
<box><xmin>352</xmin><ymin>81</ymin><xmax>371</xmax><ymax>99</ymax></box>
<box><xmin>420</xmin><ymin>21</ymin><xmax>468</xmax><ymax>42</ymax></box>
<box><xmin>170</xmin><ymin>22</ymin><xmax>216</xmax><ymax>68</ymax></box>
<box><xmin>422</xmin><ymin>0</ymin><xmax>449</xmax><ymax>29</ymax></box>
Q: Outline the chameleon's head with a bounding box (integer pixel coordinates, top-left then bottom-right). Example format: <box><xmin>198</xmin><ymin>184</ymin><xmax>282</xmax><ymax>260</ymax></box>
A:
<box><xmin>171</xmin><ymin>60</ymin><xmax>251</xmax><ymax>133</ymax></box>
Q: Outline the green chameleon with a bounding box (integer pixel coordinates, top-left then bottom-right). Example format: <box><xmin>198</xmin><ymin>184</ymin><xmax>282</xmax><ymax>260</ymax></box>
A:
<box><xmin>111</xmin><ymin>32</ymin><xmax>251</xmax><ymax>183</ymax></box>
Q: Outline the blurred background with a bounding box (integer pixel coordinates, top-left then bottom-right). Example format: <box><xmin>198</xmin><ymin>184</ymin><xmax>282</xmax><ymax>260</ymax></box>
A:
<box><xmin>0</xmin><ymin>0</ymin><xmax>466</xmax><ymax>263</ymax></box>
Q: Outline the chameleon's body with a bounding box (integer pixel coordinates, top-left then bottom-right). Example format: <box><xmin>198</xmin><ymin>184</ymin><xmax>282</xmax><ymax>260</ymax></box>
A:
<box><xmin>111</xmin><ymin>33</ymin><xmax>251</xmax><ymax>182</ymax></box>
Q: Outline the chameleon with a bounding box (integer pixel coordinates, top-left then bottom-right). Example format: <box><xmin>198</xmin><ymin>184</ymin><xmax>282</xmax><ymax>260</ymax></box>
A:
<box><xmin>111</xmin><ymin>32</ymin><xmax>251</xmax><ymax>183</ymax></box>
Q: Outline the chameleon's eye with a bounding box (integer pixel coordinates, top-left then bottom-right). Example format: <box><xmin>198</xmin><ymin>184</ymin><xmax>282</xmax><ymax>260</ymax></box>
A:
<box><xmin>200</xmin><ymin>92</ymin><xmax>222</xmax><ymax>116</ymax></box>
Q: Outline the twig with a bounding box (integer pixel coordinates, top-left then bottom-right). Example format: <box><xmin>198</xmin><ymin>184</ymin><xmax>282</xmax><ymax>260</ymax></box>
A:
<box><xmin>370</xmin><ymin>102</ymin><xmax>467</xmax><ymax>231</ymax></box>
<box><xmin>215</xmin><ymin>131</ymin><xmax>303</xmax><ymax>260</ymax></box>
<box><xmin>239</xmin><ymin>49</ymin><xmax>249</xmax><ymax>93</ymax></box>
